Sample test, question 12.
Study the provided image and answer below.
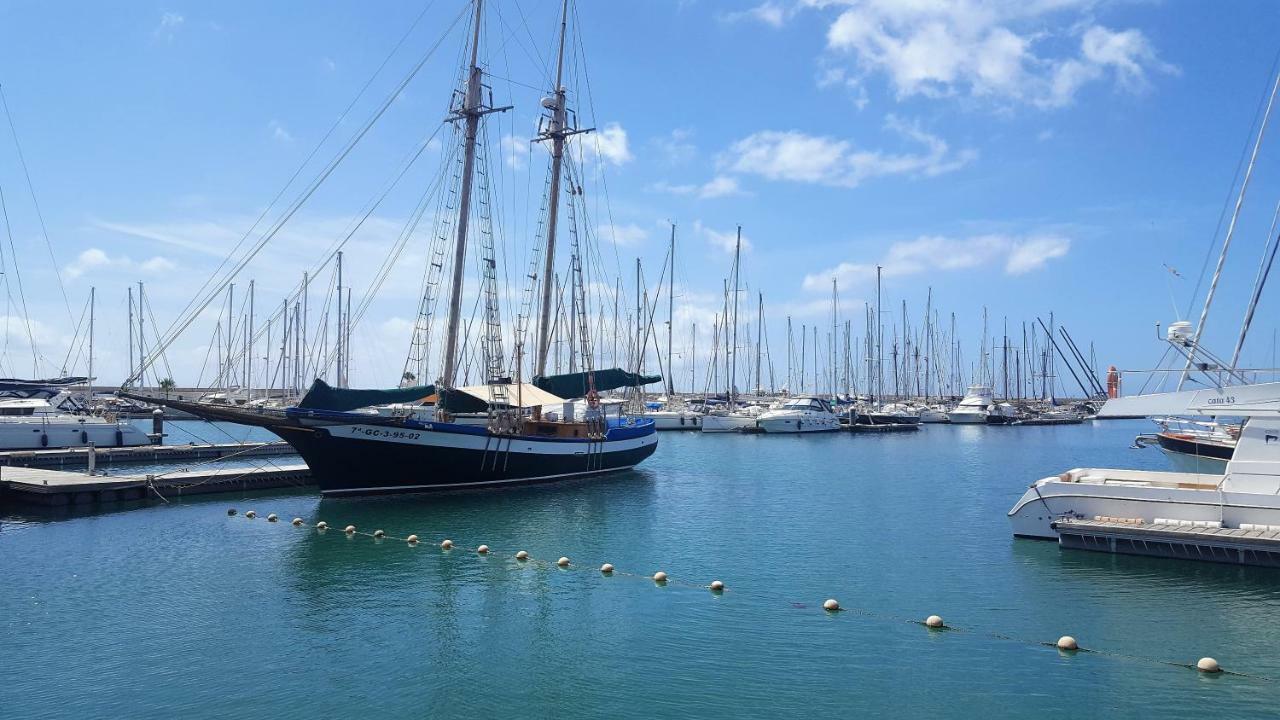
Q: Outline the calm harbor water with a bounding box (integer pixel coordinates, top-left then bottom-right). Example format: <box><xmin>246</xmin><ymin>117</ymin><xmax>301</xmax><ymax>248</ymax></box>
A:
<box><xmin>3</xmin><ymin>420</ymin><xmax>1278</xmax><ymax>718</ymax></box>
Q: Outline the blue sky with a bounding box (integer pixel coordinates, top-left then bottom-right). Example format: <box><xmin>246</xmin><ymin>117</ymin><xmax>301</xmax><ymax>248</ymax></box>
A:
<box><xmin>1</xmin><ymin>0</ymin><xmax>1280</xmax><ymax>396</ymax></box>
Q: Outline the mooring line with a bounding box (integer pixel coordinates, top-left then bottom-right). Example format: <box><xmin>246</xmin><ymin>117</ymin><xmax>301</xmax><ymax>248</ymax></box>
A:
<box><xmin>228</xmin><ymin>509</ymin><xmax>1271</xmax><ymax>682</ymax></box>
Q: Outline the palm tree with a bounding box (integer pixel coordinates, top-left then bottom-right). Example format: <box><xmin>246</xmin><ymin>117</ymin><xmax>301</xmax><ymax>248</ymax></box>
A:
<box><xmin>159</xmin><ymin>377</ymin><xmax>176</xmax><ymax>398</ymax></box>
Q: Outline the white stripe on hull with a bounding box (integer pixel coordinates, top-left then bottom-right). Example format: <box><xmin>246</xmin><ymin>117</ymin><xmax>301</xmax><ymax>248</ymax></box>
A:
<box><xmin>320</xmin><ymin>465</ymin><xmax>637</xmax><ymax>495</ymax></box>
<box><xmin>326</xmin><ymin>423</ymin><xmax>657</xmax><ymax>455</ymax></box>
<box><xmin>1008</xmin><ymin>483</ymin><xmax>1280</xmax><ymax>539</ymax></box>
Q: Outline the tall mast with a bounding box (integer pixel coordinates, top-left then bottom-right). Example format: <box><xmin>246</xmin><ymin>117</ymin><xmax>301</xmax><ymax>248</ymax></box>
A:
<box><xmin>247</xmin><ymin>279</ymin><xmax>254</xmax><ymax>400</ymax></box>
<box><xmin>88</xmin><ymin>287</ymin><xmax>94</xmax><ymax>405</ymax></box>
<box><xmin>336</xmin><ymin>252</ymin><xmax>343</xmax><ymax>387</ymax></box>
<box><xmin>137</xmin><ymin>281</ymin><xmax>146</xmax><ymax>387</ymax></box>
<box><xmin>875</xmin><ymin>265</ymin><xmax>882</xmax><ymax>403</ymax></box>
<box><xmin>127</xmin><ymin>286</ymin><xmax>134</xmax><ymax>385</ymax></box>
<box><xmin>534</xmin><ymin>0</ymin><xmax>582</xmax><ymax>378</ymax></box>
<box><xmin>747</xmin><ymin>289</ymin><xmax>757</xmax><ymax>392</ymax></box>
<box><xmin>442</xmin><ymin>0</ymin><xmax>496</xmax><ymax>386</ymax></box>
<box><xmin>729</xmin><ymin>226</ymin><xmax>741</xmax><ymax>401</ymax></box>
<box><xmin>667</xmin><ymin>223</ymin><xmax>675</xmax><ymax>396</ymax></box>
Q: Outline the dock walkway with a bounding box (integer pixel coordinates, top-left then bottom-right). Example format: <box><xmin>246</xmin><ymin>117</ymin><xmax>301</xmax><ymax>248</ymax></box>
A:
<box><xmin>0</xmin><ymin>462</ymin><xmax>312</xmax><ymax>506</ymax></box>
<box><xmin>0</xmin><ymin>441</ymin><xmax>295</xmax><ymax>470</ymax></box>
<box><xmin>1053</xmin><ymin>518</ymin><xmax>1280</xmax><ymax>567</ymax></box>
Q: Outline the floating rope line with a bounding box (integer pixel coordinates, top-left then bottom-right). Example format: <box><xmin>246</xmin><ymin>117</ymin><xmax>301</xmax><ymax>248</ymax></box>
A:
<box><xmin>228</xmin><ymin>509</ymin><xmax>1270</xmax><ymax>682</ymax></box>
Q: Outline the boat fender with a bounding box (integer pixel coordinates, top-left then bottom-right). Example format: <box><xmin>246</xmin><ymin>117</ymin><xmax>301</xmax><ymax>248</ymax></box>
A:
<box><xmin>80</xmin><ymin>430</ymin><xmax>88</xmax><ymax>444</ymax></box>
<box><xmin>40</xmin><ymin>433</ymin><xmax>47</xmax><ymax>447</ymax></box>
<box><xmin>115</xmin><ymin>429</ymin><xmax>124</xmax><ymax>446</ymax></box>
<box><xmin>797</xmin><ymin>419</ymin><xmax>803</xmax><ymax>431</ymax></box>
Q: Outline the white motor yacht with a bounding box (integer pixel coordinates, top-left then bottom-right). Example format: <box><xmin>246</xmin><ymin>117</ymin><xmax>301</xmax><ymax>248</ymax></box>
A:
<box><xmin>1008</xmin><ymin>382</ymin><xmax>1280</xmax><ymax>540</ymax></box>
<box><xmin>947</xmin><ymin>386</ymin><xmax>994</xmax><ymax>424</ymax></box>
<box><xmin>0</xmin><ymin>397</ymin><xmax>150</xmax><ymax>449</ymax></box>
<box><xmin>918</xmin><ymin>405</ymin><xmax>951</xmax><ymax>423</ymax></box>
<box><xmin>701</xmin><ymin>404</ymin><xmax>763</xmax><ymax>433</ymax></box>
<box><xmin>757</xmin><ymin>396</ymin><xmax>841</xmax><ymax>433</ymax></box>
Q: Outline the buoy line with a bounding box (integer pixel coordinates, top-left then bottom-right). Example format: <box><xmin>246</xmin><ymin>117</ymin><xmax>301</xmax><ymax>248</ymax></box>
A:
<box><xmin>227</xmin><ymin>509</ymin><xmax>1269</xmax><ymax>682</ymax></box>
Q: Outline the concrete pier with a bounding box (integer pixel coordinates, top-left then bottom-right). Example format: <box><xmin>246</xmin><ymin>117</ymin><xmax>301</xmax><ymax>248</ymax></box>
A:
<box><xmin>0</xmin><ymin>441</ymin><xmax>294</xmax><ymax>470</ymax></box>
<box><xmin>0</xmin><ymin>462</ymin><xmax>313</xmax><ymax>506</ymax></box>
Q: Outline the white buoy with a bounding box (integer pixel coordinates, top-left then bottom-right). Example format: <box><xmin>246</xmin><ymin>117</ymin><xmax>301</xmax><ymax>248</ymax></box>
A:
<box><xmin>710</xmin><ymin>580</ymin><xmax>725</xmax><ymax>591</ymax></box>
<box><xmin>477</xmin><ymin>544</ymin><xmax>490</xmax><ymax>554</ymax></box>
<box><xmin>600</xmin><ymin>563</ymin><xmax>614</xmax><ymax>573</ymax></box>
<box><xmin>653</xmin><ymin>571</ymin><xmax>668</xmax><ymax>583</ymax></box>
<box><xmin>344</xmin><ymin>525</ymin><xmax>356</xmax><ymax>534</ymax></box>
<box><xmin>1056</xmin><ymin>636</ymin><xmax>1078</xmax><ymax>651</ymax></box>
<box><xmin>291</xmin><ymin>518</ymin><xmax>303</xmax><ymax>526</ymax></box>
<box><xmin>245</xmin><ymin>510</ymin><xmax>256</xmax><ymax>519</ymax></box>
<box><xmin>557</xmin><ymin>556</ymin><xmax>570</xmax><ymax>567</ymax></box>
<box><xmin>373</xmin><ymin>530</ymin><xmax>385</xmax><ymax>538</ymax></box>
<box><xmin>407</xmin><ymin>535</ymin><xmax>419</xmax><ymax>544</ymax></box>
<box><xmin>823</xmin><ymin>598</ymin><xmax>840</xmax><ymax>612</ymax></box>
<box><xmin>516</xmin><ymin>551</ymin><xmax>529</xmax><ymax>561</ymax></box>
<box><xmin>1197</xmin><ymin>657</ymin><xmax>1221</xmax><ymax>673</ymax></box>
<box><xmin>925</xmin><ymin>615</ymin><xmax>944</xmax><ymax>628</ymax></box>
<box><xmin>316</xmin><ymin>521</ymin><xmax>328</xmax><ymax>530</ymax></box>
<box><xmin>267</xmin><ymin>514</ymin><xmax>278</xmax><ymax>523</ymax></box>
<box><xmin>441</xmin><ymin>539</ymin><xmax>454</xmax><ymax>549</ymax></box>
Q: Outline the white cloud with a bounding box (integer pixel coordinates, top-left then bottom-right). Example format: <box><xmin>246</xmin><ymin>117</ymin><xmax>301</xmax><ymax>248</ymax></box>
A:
<box><xmin>652</xmin><ymin>175</ymin><xmax>743</xmax><ymax>199</ymax></box>
<box><xmin>153</xmin><ymin>11</ymin><xmax>184</xmax><ymax>42</ymax></box>
<box><xmin>268</xmin><ymin>120</ymin><xmax>294</xmax><ymax>143</ymax></box>
<box><xmin>653</xmin><ymin>128</ymin><xmax>697</xmax><ymax>164</ymax></box>
<box><xmin>722</xmin><ymin>116</ymin><xmax>975</xmax><ymax>188</ymax></box>
<box><xmin>1005</xmin><ymin>235</ymin><xmax>1070</xmax><ymax>274</ymax></box>
<box><xmin>806</xmin><ymin>1</ymin><xmax>1175</xmax><ymax>108</ymax></box>
<box><xmin>602</xmin><ymin>223</ymin><xmax>649</xmax><ymax>247</ymax></box>
<box><xmin>802</xmin><ymin>233</ymin><xmax>1071</xmax><ymax>289</ymax></box>
<box><xmin>579</xmin><ymin>122</ymin><xmax>632</xmax><ymax>166</ymax></box>
<box><xmin>501</xmin><ymin>133</ymin><xmax>528</xmax><ymax>170</ymax></box>
<box><xmin>66</xmin><ymin>248</ymin><xmax>176</xmax><ymax>280</ymax></box>
<box><xmin>695</xmin><ymin>221</ymin><xmax>752</xmax><ymax>254</ymax></box>
<box><xmin>724</xmin><ymin>2</ymin><xmax>788</xmax><ymax>27</ymax></box>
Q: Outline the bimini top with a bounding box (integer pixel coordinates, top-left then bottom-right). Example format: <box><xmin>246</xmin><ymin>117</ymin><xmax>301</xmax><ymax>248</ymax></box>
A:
<box><xmin>1100</xmin><ymin>381</ymin><xmax>1280</xmax><ymax>419</ymax></box>
<box><xmin>455</xmin><ymin>383</ymin><xmax>567</xmax><ymax>409</ymax></box>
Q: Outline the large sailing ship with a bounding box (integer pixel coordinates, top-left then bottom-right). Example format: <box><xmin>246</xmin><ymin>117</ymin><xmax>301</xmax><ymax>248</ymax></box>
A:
<box><xmin>128</xmin><ymin>0</ymin><xmax>658</xmax><ymax>495</ymax></box>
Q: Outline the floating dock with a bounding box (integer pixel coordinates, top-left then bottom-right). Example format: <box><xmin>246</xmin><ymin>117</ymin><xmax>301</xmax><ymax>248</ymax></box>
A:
<box><xmin>0</xmin><ymin>441</ymin><xmax>294</xmax><ymax>470</ymax></box>
<box><xmin>0</xmin><ymin>462</ymin><xmax>312</xmax><ymax>507</ymax></box>
<box><xmin>1052</xmin><ymin>518</ymin><xmax>1280</xmax><ymax>568</ymax></box>
<box><xmin>846</xmin><ymin>423</ymin><xmax>921</xmax><ymax>433</ymax></box>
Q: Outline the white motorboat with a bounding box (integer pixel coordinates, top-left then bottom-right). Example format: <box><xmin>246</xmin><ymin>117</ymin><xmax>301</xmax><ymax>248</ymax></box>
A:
<box><xmin>701</xmin><ymin>405</ymin><xmax>763</xmax><ymax>433</ymax></box>
<box><xmin>757</xmin><ymin>396</ymin><xmax>841</xmax><ymax>433</ymax></box>
<box><xmin>946</xmin><ymin>385</ymin><xmax>994</xmax><ymax>424</ymax></box>
<box><xmin>1007</xmin><ymin>382</ymin><xmax>1280</xmax><ymax>540</ymax></box>
<box><xmin>918</xmin><ymin>405</ymin><xmax>951</xmax><ymax>423</ymax></box>
<box><xmin>643</xmin><ymin>409</ymin><xmax>704</xmax><ymax>430</ymax></box>
<box><xmin>0</xmin><ymin>397</ymin><xmax>150</xmax><ymax>449</ymax></box>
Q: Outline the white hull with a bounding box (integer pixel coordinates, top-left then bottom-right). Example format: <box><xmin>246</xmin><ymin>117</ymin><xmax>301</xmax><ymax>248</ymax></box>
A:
<box><xmin>700</xmin><ymin>414</ymin><xmax>757</xmax><ymax>433</ymax></box>
<box><xmin>946</xmin><ymin>410</ymin><xmax>988</xmax><ymax>424</ymax></box>
<box><xmin>1007</xmin><ymin>470</ymin><xmax>1280</xmax><ymax>539</ymax></box>
<box><xmin>0</xmin><ymin>419</ymin><xmax>150</xmax><ymax>450</ymax></box>
<box><xmin>1160</xmin><ymin>448</ymin><xmax>1229</xmax><ymax>475</ymax></box>
<box><xmin>644</xmin><ymin>411</ymin><xmax>703</xmax><ymax>431</ymax></box>
<box><xmin>919</xmin><ymin>408</ymin><xmax>950</xmax><ymax>423</ymax></box>
<box><xmin>757</xmin><ymin>415</ymin><xmax>840</xmax><ymax>433</ymax></box>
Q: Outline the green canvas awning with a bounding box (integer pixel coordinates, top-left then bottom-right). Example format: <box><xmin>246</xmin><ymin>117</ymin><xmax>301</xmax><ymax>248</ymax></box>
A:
<box><xmin>297</xmin><ymin>379</ymin><xmax>435</xmax><ymax>412</ymax></box>
<box><xmin>531</xmin><ymin>368</ymin><xmax>661</xmax><ymax>399</ymax></box>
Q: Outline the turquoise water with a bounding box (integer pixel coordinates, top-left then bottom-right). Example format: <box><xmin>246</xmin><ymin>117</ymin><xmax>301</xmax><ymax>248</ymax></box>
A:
<box><xmin>3</xmin><ymin>420</ymin><xmax>1279</xmax><ymax>718</ymax></box>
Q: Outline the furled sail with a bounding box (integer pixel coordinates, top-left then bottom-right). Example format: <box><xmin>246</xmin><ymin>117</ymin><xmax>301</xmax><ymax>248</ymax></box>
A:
<box><xmin>531</xmin><ymin>368</ymin><xmax>661</xmax><ymax>399</ymax></box>
<box><xmin>297</xmin><ymin>379</ymin><xmax>435</xmax><ymax>412</ymax></box>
